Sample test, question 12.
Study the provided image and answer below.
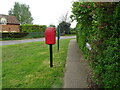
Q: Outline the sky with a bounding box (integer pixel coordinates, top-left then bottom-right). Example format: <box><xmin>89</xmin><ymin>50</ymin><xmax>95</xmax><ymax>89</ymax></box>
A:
<box><xmin>0</xmin><ymin>0</ymin><xmax>77</xmax><ymax>28</ymax></box>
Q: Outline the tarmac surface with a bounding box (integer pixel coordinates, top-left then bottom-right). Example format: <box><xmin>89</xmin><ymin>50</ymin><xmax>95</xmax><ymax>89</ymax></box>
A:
<box><xmin>0</xmin><ymin>36</ymin><xmax>76</xmax><ymax>46</ymax></box>
<box><xmin>63</xmin><ymin>39</ymin><xmax>90</xmax><ymax>88</ymax></box>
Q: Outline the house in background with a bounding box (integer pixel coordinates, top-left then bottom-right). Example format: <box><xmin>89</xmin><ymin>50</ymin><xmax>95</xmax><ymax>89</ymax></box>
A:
<box><xmin>0</xmin><ymin>14</ymin><xmax>20</xmax><ymax>32</ymax></box>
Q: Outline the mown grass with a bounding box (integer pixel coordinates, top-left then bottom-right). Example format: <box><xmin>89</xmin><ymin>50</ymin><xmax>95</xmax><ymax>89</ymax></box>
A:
<box><xmin>2</xmin><ymin>39</ymin><xmax>72</xmax><ymax>88</ymax></box>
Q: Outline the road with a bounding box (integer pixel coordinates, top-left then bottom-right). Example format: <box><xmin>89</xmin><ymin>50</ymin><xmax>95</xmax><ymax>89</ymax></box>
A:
<box><xmin>0</xmin><ymin>36</ymin><xmax>76</xmax><ymax>46</ymax></box>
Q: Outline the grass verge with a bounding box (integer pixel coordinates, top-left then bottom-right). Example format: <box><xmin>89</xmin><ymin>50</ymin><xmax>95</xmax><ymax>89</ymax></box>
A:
<box><xmin>2</xmin><ymin>39</ymin><xmax>72</xmax><ymax>88</ymax></box>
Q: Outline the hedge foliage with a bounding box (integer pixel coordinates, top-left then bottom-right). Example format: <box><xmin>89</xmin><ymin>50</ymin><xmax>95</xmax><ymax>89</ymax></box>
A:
<box><xmin>71</xmin><ymin>2</ymin><xmax>120</xmax><ymax>88</ymax></box>
<box><xmin>24</xmin><ymin>32</ymin><xmax>44</xmax><ymax>38</ymax></box>
<box><xmin>20</xmin><ymin>24</ymin><xmax>47</xmax><ymax>32</ymax></box>
<box><xmin>2</xmin><ymin>32</ymin><xmax>45</xmax><ymax>40</ymax></box>
<box><xmin>2</xmin><ymin>32</ymin><xmax>28</xmax><ymax>38</ymax></box>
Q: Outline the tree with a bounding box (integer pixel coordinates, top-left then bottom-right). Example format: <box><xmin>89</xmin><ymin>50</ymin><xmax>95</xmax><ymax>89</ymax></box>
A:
<box><xmin>57</xmin><ymin>11</ymin><xmax>71</xmax><ymax>23</ymax></box>
<box><xmin>8</xmin><ymin>2</ymin><xmax>33</xmax><ymax>24</ymax></box>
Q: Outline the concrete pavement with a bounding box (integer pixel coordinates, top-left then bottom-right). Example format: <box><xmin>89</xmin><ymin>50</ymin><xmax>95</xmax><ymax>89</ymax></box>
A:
<box><xmin>0</xmin><ymin>36</ymin><xmax>76</xmax><ymax>46</ymax></box>
<box><xmin>63</xmin><ymin>39</ymin><xmax>91</xmax><ymax>88</ymax></box>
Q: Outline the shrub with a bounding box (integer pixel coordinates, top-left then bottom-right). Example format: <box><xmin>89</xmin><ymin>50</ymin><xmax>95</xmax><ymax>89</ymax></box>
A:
<box><xmin>71</xmin><ymin>2</ymin><xmax>120</xmax><ymax>88</ymax></box>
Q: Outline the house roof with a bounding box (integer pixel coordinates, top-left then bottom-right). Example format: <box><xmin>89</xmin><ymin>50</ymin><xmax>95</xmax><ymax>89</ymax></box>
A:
<box><xmin>0</xmin><ymin>14</ymin><xmax>20</xmax><ymax>25</ymax></box>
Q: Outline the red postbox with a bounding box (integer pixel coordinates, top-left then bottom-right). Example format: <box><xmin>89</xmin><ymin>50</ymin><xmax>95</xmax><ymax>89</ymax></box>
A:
<box><xmin>45</xmin><ymin>27</ymin><xmax>56</xmax><ymax>67</ymax></box>
<box><xmin>45</xmin><ymin>27</ymin><xmax>56</xmax><ymax>44</ymax></box>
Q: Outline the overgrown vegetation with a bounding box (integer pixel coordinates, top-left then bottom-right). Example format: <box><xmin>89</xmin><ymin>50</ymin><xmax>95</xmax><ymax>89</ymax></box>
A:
<box><xmin>2</xmin><ymin>39</ymin><xmax>71</xmax><ymax>88</ymax></box>
<box><xmin>71</xmin><ymin>2</ymin><xmax>120</xmax><ymax>88</ymax></box>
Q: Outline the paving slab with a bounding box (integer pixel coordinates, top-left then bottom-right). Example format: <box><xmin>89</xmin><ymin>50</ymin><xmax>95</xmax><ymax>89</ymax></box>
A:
<box><xmin>63</xmin><ymin>39</ymin><xmax>90</xmax><ymax>88</ymax></box>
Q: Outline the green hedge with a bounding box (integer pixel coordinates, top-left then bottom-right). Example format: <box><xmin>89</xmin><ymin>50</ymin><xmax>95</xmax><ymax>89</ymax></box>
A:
<box><xmin>71</xmin><ymin>2</ymin><xmax>120</xmax><ymax>88</ymax></box>
<box><xmin>24</xmin><ymin>32</ymin><xmax>44</xmax><ymax>38</ymax></box>
<box><xmin>1</xmin><ymin>32</ymin><xmax>45</xmax><ymax>40</ymax></box>
<box><xmin>20</xmin><ymin>24</ymin><xmax>47</xmax><ymax>32</ymax></box>
<box><xmin>2</xmin><ymin>32</ymin><xmax>28</xmax><ymax>38</ymax></box>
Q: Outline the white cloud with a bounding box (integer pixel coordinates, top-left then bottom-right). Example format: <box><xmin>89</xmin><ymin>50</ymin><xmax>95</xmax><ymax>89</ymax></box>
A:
<box><xmin>0</xmin><ymin>0</ymin><xmax>76</xmax><ymax>27</ymax></box>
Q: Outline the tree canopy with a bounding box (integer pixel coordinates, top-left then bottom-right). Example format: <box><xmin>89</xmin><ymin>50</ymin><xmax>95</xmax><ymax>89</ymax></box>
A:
<box><xmin>8</xmin><ymin>2</ymin><xmax>33</xmax><ymax>24</ymax></box>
